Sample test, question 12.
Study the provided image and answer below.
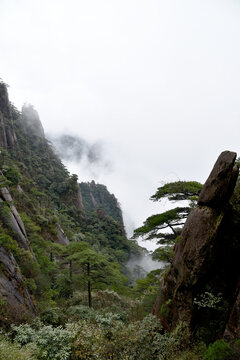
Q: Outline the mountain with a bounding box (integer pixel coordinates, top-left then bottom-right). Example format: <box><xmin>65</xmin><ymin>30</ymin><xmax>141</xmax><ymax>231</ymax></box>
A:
<box><xmin>0</xmin><ymin>80</ymin><xmax>142</xmax><ymax>324</ymax></box>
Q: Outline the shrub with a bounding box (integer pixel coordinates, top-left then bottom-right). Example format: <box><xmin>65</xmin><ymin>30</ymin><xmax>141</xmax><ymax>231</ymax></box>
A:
<box><xmin>66</xmin><ymin>305</ymin><xmax>96</xmax><ymax>322</ymax></box>
<box><xmin>0</xmin><ymin>337</ymin><xmax>36</xmax><ymax>360</ymax></box>
<box><xmin>3</xmin><ymin>166</ymin><xmax>20</xmax><ymax>186</ymax></box>
<box><xmin>72</xmin><ymin>314</ymin><xmax>180</xmax><ymax>360</ymax></box>
<box><xmin>124</xmin><ymin>314</ymin><xmax>177</xmax><ymax>360</ymax></box>
<box><xmin>193</xmin><ymin>292</ymin><xmax>223</xmax><ymax>309</ymax></box>
<box><xmin>95</xmin><ymin>312</ymin><xmax>125</xmax><ymax>327</ymax></box>
<box><xmin>13</xmin><ymin>322</ymin><xmax>76</xmax><ymax>360</ymax></box>
<box><xmin>203</xmin><ymin>339</ymin><xmax>236</xmax><ymax>360</ymax></box>
<box><xmin>40</xmin><ymin>307</ymin><xmax>62</xmax><ymax>326</ymax></box>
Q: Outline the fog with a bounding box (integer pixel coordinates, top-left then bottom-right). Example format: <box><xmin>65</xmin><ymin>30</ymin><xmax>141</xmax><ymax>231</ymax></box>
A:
<box><xmin>50</xmin><ymin>133</ymin><xmax>112</xmax><ymax>179</ymax></box>
<box><xmin>1</xmin><ymin>0</ymin><xmax>240</xmax><ymax>249</ymax></box>
<box><xmin>127</xmin><ymin>254</ymin><xmax>165</xmax><ymax>280</ymax></box>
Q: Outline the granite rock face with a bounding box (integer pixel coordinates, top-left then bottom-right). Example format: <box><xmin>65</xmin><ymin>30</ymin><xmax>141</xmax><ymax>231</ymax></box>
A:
<box><xmin>56</xmin><ymin>223</ymin><xmax>70</xmax><ymax>246</ymax></box>
<box><xmin>0</xmin><ymin>185</ymin><xmax>37</xmax><ymax>322</ymax></box>
<box><xmin>0</xmin><ymin>82</ymin><xmax>11</xmax><ymax>119</ymax></box>
<box><xmin>198</xmin><ymin>151</ymin><xmax>239</xmax><ymax>208</ymax></box>
<box><xmin>0</xmin><ymin>247</ymin><xmax>36</xmax><ymax>323</ymax></box>
<box><xmin>0</xmin><ymin>187</ymin><xmax>32</xmax><ymax>252</ymax></box>
<box><xmin>153</xmin><ymin>151</ymin><xmax>240</xmax><ymax>339</ymax></box>
<box><xmin>0</xmin><ymin>83</ymin><xmax>16</xmax><ymax>149</ymax></box>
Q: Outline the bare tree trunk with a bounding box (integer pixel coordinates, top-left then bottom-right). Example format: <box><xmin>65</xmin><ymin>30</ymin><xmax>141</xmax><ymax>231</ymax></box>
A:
<box><xmin>87</xmin><ymin>261</ymin><xmax>92</xmax><ymax>308</ymax></box>
<box><xmin>69</xmin><ymin>259</ymin><xmax>72</xmax><ymax>281</ymax></box>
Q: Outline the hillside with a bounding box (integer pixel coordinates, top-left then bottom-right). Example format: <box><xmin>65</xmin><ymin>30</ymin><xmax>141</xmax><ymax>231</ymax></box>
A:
<box><xmin>0</xmin><ymin>81</ymin><xmax>143</xmax><ymax>324</ymax></box>
<box><xmin>80</xmin><ymin>181</ymin><xmax>124</xmax><ymax>225</ymax></box>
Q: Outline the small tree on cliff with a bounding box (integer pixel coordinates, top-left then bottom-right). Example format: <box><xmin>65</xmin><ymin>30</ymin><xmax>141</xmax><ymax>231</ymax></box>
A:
<box><xmin>66</xmin><ymin>241</ymin><xmax>127</xmax><ymax>307</ymax></box>
<box><xmin>132</xmin><ymin>181</ymin><xmax>202</xmax><ymax>263</ymax></box>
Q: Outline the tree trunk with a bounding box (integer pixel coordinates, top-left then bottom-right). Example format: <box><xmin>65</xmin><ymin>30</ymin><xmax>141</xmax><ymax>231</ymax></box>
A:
<box><xmin>87</xmin><ymin>261</ymin><xmax>92</xmax><ymax>308</ymax></box>
<box><xmin>69</xmin><ymin>259</ymin><xmax>72</xmax><ymax>281</ymax></box>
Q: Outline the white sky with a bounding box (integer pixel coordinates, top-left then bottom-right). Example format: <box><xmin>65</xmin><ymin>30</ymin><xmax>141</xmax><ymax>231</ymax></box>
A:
<box><xmin>1</xmin><ymin>0</ymin><xmax>240</xmax><ymax>249</ymax></box>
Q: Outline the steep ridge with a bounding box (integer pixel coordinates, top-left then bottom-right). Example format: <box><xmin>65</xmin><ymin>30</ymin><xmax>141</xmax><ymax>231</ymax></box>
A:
<box><xmin>0</xmin><ymin>81</ymin><xmax>142</xmax><ymax>324</ymax></box>
<box><xmin>0</xmin><ymin>82</ymin><xmax>16</xmax><ymax>149</ymax></box>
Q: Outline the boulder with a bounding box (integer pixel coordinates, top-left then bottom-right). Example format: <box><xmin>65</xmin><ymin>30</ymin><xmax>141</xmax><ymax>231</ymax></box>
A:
<box><xmin>198</xmin><ymin>151</ymin><xmax>238</xmax><ymax>207</ymax></box>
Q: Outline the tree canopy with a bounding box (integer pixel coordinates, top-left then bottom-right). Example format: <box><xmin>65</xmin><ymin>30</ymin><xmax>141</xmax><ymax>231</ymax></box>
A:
<box><xmin>133</xmin><ymin>181</ymin><xmax>202</xmax><ymax>263</ymax></box>
<box><xmin>151</xmin><ymin>180</ymin><xmax>202</xmax><ymax>202</ymax></box>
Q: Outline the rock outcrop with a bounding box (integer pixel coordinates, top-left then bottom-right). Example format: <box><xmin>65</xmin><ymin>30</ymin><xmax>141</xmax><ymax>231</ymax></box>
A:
<box><xmin>0</xmin><ymin>187</ymin><xmax>32</xmax><ymax>253</ymax></box>
<box><xmin>56</xmin><ymin>223</ymin><xmax>70</xmax><ymax>246</ymax></box>
<box><xmin>0</xmin><ymin>82</ymin><xmax>16</xmax><ymax>149</ymax></box>
<box><xmin>153</xmin><ymin>151</ymin><xmax>240</xmax><ymax>339</ymax></box>
<box><xmin>198</xmin><ymin>151</ymin><xmax>239</xmax><ymax>207</ymax></box>
<box><xmin>0</xmin><ymin>247</ymin><xmax>36</xmax><ymax>323</ymax></box>
<box><xmin>21</xmin><ymin>104</ymin><xmax>45</xmax><ymax>138</ymax></box>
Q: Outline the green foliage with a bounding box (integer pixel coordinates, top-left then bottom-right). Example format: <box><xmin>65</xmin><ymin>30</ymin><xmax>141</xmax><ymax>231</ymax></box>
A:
<box><xmin>66</xmin><ymin>241</ymin><xmax>128</xmax><ymax>302</ymax></box>
<box><xmin>0</xmin><ymin>201</ymin><xmax>11</xmax><ymax>223</ymax></box>
<box><xmin>133</xmin><ymin>180</ymin><xmax>202</xmax><ymax>271</ymax></box>
<box><xmin>193</xmin><ymin>286</ymin><xmax>229</xmax><ymax>343</ymax></box>
<box><xmin>40</xmin><ymin>307</ymin><xmax>63</xmax><ymax>326</ymax></box>
<box><xmin>160</xmin><ymin>299</ymin><xmax>172</xmax><ymax>317</ymax></box>
<box><xmin>0</xmin><ymin>175</ymin><xmax>11</xmax><ymax>188</ymax></box>
<box><xmin>4</xmin><ymin>311</ymin><xmax>208</xmax><ymax>360</ymax></box>
<box><xmin>3</xmin><ymin>166</ymin><xmax>20</xmax><ymax>186</ymax></box>
<box><xmin>133</xmin><ymin>207</ymin><xmax>190</xmax><ymax>240</ymax></box>
<box><xmin>67</xmin><ymin>289</ymin><xmax>136</xmax><ymax>324</ymax></box>
<box><xmin>69</xmin><ymin>314</ymin><xmax>182</xmax><ymax>360</ymax></box>
<box><xmin>193</xmin><ymin>291</ymin><xmax>223</xmax><ymax>309</ymax></box>
<box><xmin>151</xmin><ymin>181</ymin><xmax>202</xmax><ymax>202</ymax></box>
<box><xmin>80</xmin><ymin>181</ymin><xmax>124</xmax><ymax>224</ymax></box>
<box><xmin>203</xmin><ymin>340</ymin><xmax>236</xmax><ymax>360</ymax></box>
<box><xmin>173</xmin><ymin>343</ymin><xmax>206</xmax><ymax>360</ymax></box>
<box><xmin>152</xmin><ymin>244</ymin><xmax>174</xmax><ymax>263</ymax></box>
<box><xmin>13</xmin><ymin>322</ymin><xmax>76</xmax><ymax>360</ymax></box>
<box><xmin>0</xmin><ymin>337</ymin><xmax>36</xmax><ymax>360</ymax></box>
<box><xmin>0</xmin><ymin>230</ymin><xmax>18</xmax><ymax>252</ymax></box>
<box><xmin>133</xmin><ymin>269</ymin><xmax>162</xmax><ymax>313</ymax></box>
<box><xmin>66</xmin><ymin>305</ymin><xmax>96</xmax><ymax>322</ymax></box>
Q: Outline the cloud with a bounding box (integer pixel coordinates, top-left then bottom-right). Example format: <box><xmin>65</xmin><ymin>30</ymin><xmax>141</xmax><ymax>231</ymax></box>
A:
<box><xmin>49</xmin><ymin>133</ymin><xmax>112</xmax><ymax>179</ymax></box>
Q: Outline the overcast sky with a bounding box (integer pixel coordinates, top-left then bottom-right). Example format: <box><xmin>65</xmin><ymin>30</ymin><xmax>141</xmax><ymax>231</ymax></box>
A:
<box><xmin>1</xmin><ymin>0</ymin><xmax>240</xmax><ymax>249</ymax></box>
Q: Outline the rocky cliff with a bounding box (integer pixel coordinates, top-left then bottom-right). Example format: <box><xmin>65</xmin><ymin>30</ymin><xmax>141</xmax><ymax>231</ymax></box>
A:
<box><xmin>0</xmin><ymin>82</ymin><xmax>16</xmax><ymax>149</ymax></box>
<box><xmin>153</xmin><ymin>151</ymin><xmax>240</xmax><ymax>341</ymax></box>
